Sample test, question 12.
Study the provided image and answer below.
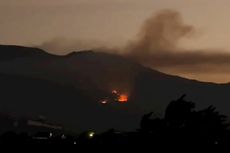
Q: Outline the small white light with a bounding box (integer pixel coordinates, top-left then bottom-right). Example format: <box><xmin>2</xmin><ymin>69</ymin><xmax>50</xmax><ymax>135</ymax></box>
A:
<box><xmin>88</xmin><ymin>132</ymin><xmax>95</xmax><ymax>138</ymax></box>
<box><xmin>112</xmin><ymin>90</ymin><xmax>118</xmax><ymax>94</ymax></box>
<box><xmin>74</xmin><ymin>141</ymin><xmax>77</xmax><ymax>145</ymax></box>
<box><xmin>49</xmin><ymin>132</ymin><xmax>53</xmax><ymax>138</ymax></box>
<box><xmin>61</xmin><ymin>134</ymin><xmax>66</xmax><ymax>139</ymax></box>
<box><xmin>100</xmin><ymin>100</ymin><xmax>108</xmax><ymax>104</ymax></box>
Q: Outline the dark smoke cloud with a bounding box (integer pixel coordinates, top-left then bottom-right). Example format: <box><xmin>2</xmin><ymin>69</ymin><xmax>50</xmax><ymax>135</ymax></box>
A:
<box><xmin>35</xmin><ymin>9</ymin><xmax>230</xmax><ymax>82</ymax></box>
<box><xmin>126</xmin><ymin>9</ymin><xmax>194</xmax><ymax>54</ymax></box>
<box><xmin>125</xmin><ymin>9</ymin><xmax>230</xmax><ymax>78</ymax></box>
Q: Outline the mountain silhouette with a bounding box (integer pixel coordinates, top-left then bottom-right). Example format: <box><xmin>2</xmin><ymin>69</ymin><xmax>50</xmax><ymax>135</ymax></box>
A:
<box><xmin>0</xmin><ymin>44</ymin><xmax>230</xmax><ymax>132</ymax></box>
<box><xmin>0</xmin><ymin>45</ymin><xmax>51</xmax><ymax>60</ymax></box>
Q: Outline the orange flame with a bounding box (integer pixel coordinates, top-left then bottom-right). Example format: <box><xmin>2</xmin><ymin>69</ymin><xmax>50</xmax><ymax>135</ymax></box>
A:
<box><xmin>118</xmin><ymin>94</ymin><xmax>128</xmax><ymax>103</ymax></box>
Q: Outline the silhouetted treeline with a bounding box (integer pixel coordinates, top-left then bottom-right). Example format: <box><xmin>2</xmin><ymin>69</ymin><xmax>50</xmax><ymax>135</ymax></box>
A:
<box><xmin>138</xmin><ymin>94</ymin><xmax>230</xmax><ymax>145</ymax></box>
<box><xmin>0</xmin><ymin>95</ymin><xmax>230</xmax><ymax>144</ymax></box>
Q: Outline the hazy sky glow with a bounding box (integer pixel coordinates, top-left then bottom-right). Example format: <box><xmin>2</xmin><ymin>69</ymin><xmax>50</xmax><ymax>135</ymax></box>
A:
<box><xmin>1</xmin><ymin>0</ymin><xmax>230</xmax><ymax>83</ymax></box>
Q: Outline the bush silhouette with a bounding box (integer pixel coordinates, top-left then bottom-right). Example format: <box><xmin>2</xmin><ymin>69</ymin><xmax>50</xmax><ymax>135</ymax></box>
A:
<box><xmin>140</xmin><ymin>94</ymin><xmax>230</xmax><ymax>144</ymax></box>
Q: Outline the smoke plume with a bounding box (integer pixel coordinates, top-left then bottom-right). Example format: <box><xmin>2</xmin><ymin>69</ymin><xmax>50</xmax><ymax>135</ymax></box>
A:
<box><xmin>125</xmin><ymin>9</ymin><xmax>230</xmax><ymax>82</ymax></box>
<box><xmin>36</xmin><ymin>9</ymin><xmax>230</xmax><ymax>83</ymax></box>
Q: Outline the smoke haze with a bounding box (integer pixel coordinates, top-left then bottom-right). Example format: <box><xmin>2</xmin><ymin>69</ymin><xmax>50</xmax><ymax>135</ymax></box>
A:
<box><xmin>36</xmin><ymin>9</ymin><xmax>230</xmax><ymax>83</ymax></box>
<box><xmin>125</xmin><ymin>9</ymin><xmax>230</xmax><ymax>83</ymax></box>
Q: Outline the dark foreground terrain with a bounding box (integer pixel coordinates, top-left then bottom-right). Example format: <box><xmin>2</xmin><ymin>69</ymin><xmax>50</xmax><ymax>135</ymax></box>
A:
<box><xmin>0</xmin><ymin>95</ymin><xmax>229</xmax><ymax>145</ymax></box>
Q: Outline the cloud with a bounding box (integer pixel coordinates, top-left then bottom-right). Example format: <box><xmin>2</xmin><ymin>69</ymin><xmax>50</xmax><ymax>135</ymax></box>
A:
<box><xmin>35</xmin><ymin>9</ymin><xmax>230</xmax><ymax>83</ymax></box>
<box><xmin>126</xmin><ymin>9</ymin><xmax>194</xmax><ymax>54</ymax></box>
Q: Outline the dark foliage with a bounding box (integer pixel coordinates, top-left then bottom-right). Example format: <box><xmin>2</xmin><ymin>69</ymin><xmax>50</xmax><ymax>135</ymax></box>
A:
<box><xmin>0</xmin><ymin>95</ymin><xmax>229</xmax><ymax>144</ymax></box>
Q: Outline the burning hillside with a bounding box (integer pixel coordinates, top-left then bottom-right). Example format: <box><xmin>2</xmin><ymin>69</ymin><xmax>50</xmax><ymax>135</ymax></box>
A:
<box><xmin>100</xmin><ymin>90</ymin><xmax>129</xmax><ymax>105</ymax></box>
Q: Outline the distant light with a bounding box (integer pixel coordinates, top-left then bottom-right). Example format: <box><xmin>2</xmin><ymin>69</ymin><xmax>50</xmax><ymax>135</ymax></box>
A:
<box><xmin>112</xmin><ymin>90</ymin><xmax>118</xmax><ymax>94</ymax></box>
<box><xmin>49</xmin><ymin>132</ymin><xmax>53</xmax><ymax>138</ymax></box>
<box><xmin>100</xmin><ymin>100</ymin><xmax>108</xmax><ymax>104</ymax></box>
<box><xmin>88</xmin><ymin>132</ymin><xmax>95</xmax><ymax>138</ymax></box>
<box><xmin>74</xmin><ymin>141</ymin><xmax>77</xmax><ymax>145</ymax></box>
<box><xmin>61</xmin><ymin>134</ymin><xmax>66</xmax><ymax>139</ymax></box>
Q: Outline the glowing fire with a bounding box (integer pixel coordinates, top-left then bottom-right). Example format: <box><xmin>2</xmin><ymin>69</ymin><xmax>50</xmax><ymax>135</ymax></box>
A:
<box><xmin>118</xmin><ymin>94</ymin><xmax>128</xmax><ymax>103</ymax></box>
<box><xmin>99</xmin><ymin>90</ymin><xmax>128</xmax><ymax>105</ymax></box>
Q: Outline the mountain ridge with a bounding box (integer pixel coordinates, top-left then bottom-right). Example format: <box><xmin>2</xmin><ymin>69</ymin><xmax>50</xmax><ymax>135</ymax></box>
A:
<box><xmin>0</xmin><ymin>44</ymin><xmax>230</xmax><ymax>132</ymax></box>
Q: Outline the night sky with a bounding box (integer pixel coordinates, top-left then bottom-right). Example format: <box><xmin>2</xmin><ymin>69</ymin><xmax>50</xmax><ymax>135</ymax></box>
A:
<box><xmin>1</xmin><ymin>0</ymin><xmax>230</xmax><ymax>83</ymax></box>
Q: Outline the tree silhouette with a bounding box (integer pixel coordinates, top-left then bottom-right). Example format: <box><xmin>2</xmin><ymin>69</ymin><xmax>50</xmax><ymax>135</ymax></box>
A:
<box><xmin>140</xmin><ymin>94</ymin><xmax>230</xmax><ymax>144</ymax></box>
<box><xmin>165</xmin><ymin>94</ymin><xmax>195</xmax><ymax>128</ymax></box>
